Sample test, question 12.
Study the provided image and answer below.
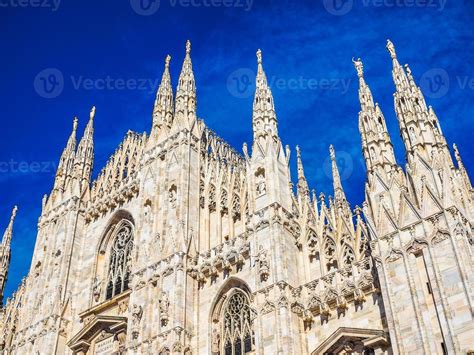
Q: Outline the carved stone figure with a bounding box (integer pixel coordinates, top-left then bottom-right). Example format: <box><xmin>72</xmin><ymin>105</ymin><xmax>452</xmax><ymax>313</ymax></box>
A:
<box><xmin>92</xmin><ymin>277</ymin><xmax>102</xmax><ymax>302</ymax></box>
<box><xmin>160</xmin><ymin>291</ymin><xmax>170</xmax><ymax>326</ymax></box>
<box><xmin>255</xmin><ymin>246</ymin><xmax>269</xmax><ymax>282</ymax></box>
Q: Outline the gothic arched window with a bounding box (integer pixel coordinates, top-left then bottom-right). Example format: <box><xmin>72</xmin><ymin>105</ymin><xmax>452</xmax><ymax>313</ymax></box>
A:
<box><xmin>221</xmin><ymin>290</ymin><xmax>255</xmax><ymax>355</ymax></box>
<box><xmin>106</xmin><ymin>221</ymin><xmax>134</xmax><ymax>300</ymax></box>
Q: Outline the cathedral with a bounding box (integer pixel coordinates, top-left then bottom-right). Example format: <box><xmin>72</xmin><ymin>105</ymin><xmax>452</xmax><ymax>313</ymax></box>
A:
<box><xmin>0</xmin><ymin>39</ymin><xmax>473</xmax><ymax>354</ymax></box>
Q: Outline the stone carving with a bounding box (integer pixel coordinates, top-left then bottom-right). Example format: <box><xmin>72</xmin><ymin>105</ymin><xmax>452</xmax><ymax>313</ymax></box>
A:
<box><xmin>255</xmin><ymin>246</ymin><xmax>269</xmax><ymax>282</ymax></box>
<box><xmin>160</xmin><ymin>291</ymin><xmax>170</xmax><ymax>326</ymax></box>
<box><xmin>131</xmin><ymin>304</ymin><xmax>143</xmax><ymax>339</ymax></box>
<box><xmin>118</xmin><ymin>299</ymin><xmax>129</xmax><ymax>315</ymax></box>
<box><xmin>92</xmin><ymin>277</ymin><xmax>102</xmax><ymax>302</ymax></box>
<box><xmin>255</xmin><ymin>168</ymin><xmax>266</xmax><ymax>196</ymax></box>
<box><xmin>169</xmin><ymin>185</ymin><xmax>177</xmax><ymax>208</ymax></box>
<box><xmin>211</xmin><ymin>321</ymin><xmax>220</xmax><ymax>354</ymax></box>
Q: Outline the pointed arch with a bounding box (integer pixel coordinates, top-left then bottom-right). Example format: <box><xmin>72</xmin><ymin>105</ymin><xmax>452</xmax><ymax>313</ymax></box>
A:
<box><xmin>105</xmin><ymin>219</ymin><xmax>134</xmax><ymax>300</ymax></box>
<box><xmin>93</xmin><ymin>210</ymin><xmax>135</xmax><ymax>303</ymax></box>
<box><xmin>97</xmin><ymin>210</ymin><xmax>135</xmax><ymax>254</ymax></box>
<box><xmin>209</xmin><ymin>278</ymin><xmax>256</xmax><ymax>355</ymax></box>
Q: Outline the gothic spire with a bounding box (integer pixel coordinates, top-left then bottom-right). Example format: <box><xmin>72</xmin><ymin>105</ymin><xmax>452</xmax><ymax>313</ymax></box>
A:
<box><xmin>175</xmin><ymin>40</ymin><xmax>196</xmax><ymax>127</ymax></box>
<box><xmin>386</xmin><ymin>40</ymin><xmax>448</xmax><ymax>161</ymax></box>
<box><xmin>330</xmin><ymin>145</ymin><xmax>348</xmax><ymax>207</ymax></box>
<box><xmin>53</xmin><ymin>117</ymin><xmax>78</xmax><ymax>193</ymax></box>
<box><xmin>296</xmin><ymin>145</ymin><xmax>309</xmax><ymax>196</ymax></box>
<box><xmin>1</xmin><ymin>206</ymin><xmax>17</xmax><ymax>247</ymax></box>
<box><xmin>386</xmin><ymin>39</ymin><xmax>410</xmax><ymax>92</ymax></box>
<box><xmin>74</xmin><ymin>106</ymin><xmax>95</xmax><ymax>189</ymax></box>
<box><xmin>353</xmin><ymin>57</ymin><xmax>374</xmax><ymax>110</ymax></box>
<box><xmin>253</xmin><ymin>49</ymin><xmax>278</xmax><ymax>142</ymax></box>
<box><xmin>353</xmin><ymin>58</ymin><xmax>397</xmax><ymax>174</ymax></box>
<box><xmin>153</xmin><ymin>55</ymin><xmax>174</xmax><ymax>131</ymax></box>
<box><xmin>454</xmin><ymin>143</ymin><xmax>472</xmax><ymax>190</ymax></box>
<box><xmin>0</xmin><ymin>205</ymin><xmax>17</xmax><ymax>304</ymax></box>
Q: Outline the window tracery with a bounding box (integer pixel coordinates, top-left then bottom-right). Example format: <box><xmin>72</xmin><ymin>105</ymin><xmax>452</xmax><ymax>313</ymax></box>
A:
<box><xmin>222</xmin><ymin>291</ymin><xmax>255</xmax><ymax>355</ymax></box>
<box><xmin>213</xmin><ymin>289</ymin><xmax>256</xmax><ymax>355</ymax></box>
<box><xmin>106</xmin><ymin>221</ymin><xmax>134</xmax><ymax>300</ymax></box>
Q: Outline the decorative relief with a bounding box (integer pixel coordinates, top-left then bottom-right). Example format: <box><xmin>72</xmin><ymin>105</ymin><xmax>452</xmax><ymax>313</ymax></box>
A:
<box><xmin>255</xmin><ymin>246</ymin><xmax>270</xmax><ymax>282</ymax></box>
<box><xmin>160</xmin><ymin>291</ymin><xmax>170</xmax><ymax>326</ymax></box>
<box><xmin>187</xmin><ymin>233</ymin><xmax>250</xmax><ymax>285</ymax></box>
<box><xmin>131</xmin><ymin>304</ymin><xmax>143</xmax><ymax>339</ymax></box>
<box><xmin>92</xmin><ymin>277</ymin><xmax>102</xmax><ymax>302</ymax></box>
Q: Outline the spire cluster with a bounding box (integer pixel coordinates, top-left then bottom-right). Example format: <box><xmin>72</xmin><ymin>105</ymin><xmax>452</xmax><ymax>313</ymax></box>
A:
<box><xmin>49</xmin><ymin>106</ymin><xmax>96</xmax><ymax>208</ymax></box>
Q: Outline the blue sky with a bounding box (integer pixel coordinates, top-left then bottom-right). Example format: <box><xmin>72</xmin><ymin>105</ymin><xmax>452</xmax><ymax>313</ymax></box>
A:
<box><xmin>1</xmin><ymin>0</ymin><xmax>473</xmax><ymax>300</ymax></box>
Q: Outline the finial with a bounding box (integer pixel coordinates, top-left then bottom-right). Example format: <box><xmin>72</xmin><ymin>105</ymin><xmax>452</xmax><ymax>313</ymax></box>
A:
<box><xmin>404</xmin><ymin>64</ymin><xmax>416</xmax><ymax>85</ymax></box>
<box><xmin>296</xmin><ymin>145</ymin><xmax>301</xmax><ymax>158</ymax></box>
<box><xmin>10</xmin><ymin>206</ymin><xmax>18</xmax><ymax>222</ymax></box>
<box><xmin>404</xmin><ymin>64</ymin><xmax>411</xmax><ymax>75</ymax></box>
<box><xmin>329</xmin><ymin>144</ymin><xmax>336</xmax><ymax>161</ymax></box>
<box><xmin>256</xmin><ymin>49</ymin><xmax>262</xmax><ymax>65</ymax></box>
<box><xmin>165</xmin><ymin>55</ymin><xmax>171</xmax><ymax>68</ymax></box>
<box><xmin>354</xmin><ymin>205</ymin><xmax>362</xmax><ymax>217</ymax></box>
<box><xmin>386</xmin><ymin>39</ymin><xmax>397</xmax><ymax>59</ymax></box>
<box><xmin>90</xmin><ymin>106</ymin><xmax>96</xmax><ymax>120</ymax></box>
<box><xmin>352</xmin><ymin>57</ymin><xmax>364</xmax><ymax>78</ymax></box>
<box><xmin>73</xmin><ymin>117</ymin><xmax>78</xmax><ymax>132</ymax></box>
<box><xmin>186</xmin><ymin>40</ymin><xmax>191</xmax><ymax>54</ymax></box>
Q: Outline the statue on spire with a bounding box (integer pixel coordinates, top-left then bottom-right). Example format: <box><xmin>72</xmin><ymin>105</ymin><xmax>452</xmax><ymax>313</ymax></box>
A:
<box><xmin>386</xmin><ymin>39</ymin><xmax>397</xmax><ymax>59</ymax></box>
<box><xmin>353</xmin><ymin>57</ymin><xmax>364</xmax><ymax>78</ymax></box>
<box><xmin>73</xmin><ymin>117</ymin><xmax>78</xmax><ymax>132</ymax></box>
<box><xmin>186</xmin><ymin>40</ymin><xmax>191</xmax><ymax>54</ymax></box>
<box><xmin>256</xmin><ymin>49</ymin><xmax>262</xmax><ymax>64</ymax></box>
<box><xmin>90</xmin><ymin>106</ymin><xmax>96</xmax><ymax>121</ymax></box>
